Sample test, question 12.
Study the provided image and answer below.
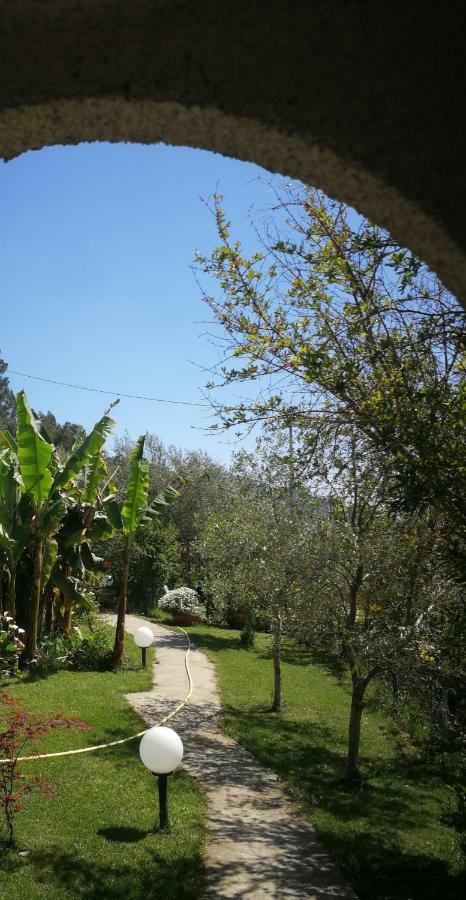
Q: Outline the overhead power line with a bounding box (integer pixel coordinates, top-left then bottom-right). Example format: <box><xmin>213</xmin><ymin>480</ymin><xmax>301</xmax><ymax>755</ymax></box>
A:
<box><xmin>7</xmin><ymin>369</ymin><xmax>208</xmax><ymax>408</ymax></box>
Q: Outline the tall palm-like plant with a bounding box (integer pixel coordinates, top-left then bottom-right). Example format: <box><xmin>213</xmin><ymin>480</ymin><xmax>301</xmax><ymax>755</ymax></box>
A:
<box><xmin>7</xmin><ymin>391</ymin><xmax>118</xmax><ymax>660</ymax></box>
<box><xmin>110</xmin><ymin>435</ymin><xmax>178</xmax><ymax>667</ymax></box>
<box><xmin>51</xmin><ymin>484</ymin><xmax>113</xmax><ymax>633</ymax></box>
<box><xmin>0</xmin><ymin>442</ymin><xmax>33</xmax><ymax>615</ymax></box>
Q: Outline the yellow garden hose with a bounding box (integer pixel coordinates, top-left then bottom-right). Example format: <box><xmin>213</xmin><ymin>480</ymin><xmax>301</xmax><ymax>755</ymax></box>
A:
<box><xmin>0</xmin><ymin>627</ymin><xmax>193</xmax><ymax>764</ymax></box>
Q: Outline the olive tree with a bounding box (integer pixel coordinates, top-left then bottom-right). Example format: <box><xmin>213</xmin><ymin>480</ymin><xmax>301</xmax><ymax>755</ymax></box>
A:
<box><xmin>198</xmin><ymin>460</ymin><xmax>313</xmax><ymax>712</ymax></box>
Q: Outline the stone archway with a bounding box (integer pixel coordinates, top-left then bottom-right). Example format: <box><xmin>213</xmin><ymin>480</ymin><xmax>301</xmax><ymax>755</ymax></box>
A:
<box><xmin>1</xmin><ymin>2</ymin><xmax>465</xmax><ymax>307</ymax></box>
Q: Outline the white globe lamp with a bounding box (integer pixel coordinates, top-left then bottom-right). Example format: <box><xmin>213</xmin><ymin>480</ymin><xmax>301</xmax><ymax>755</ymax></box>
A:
<box><xmin>133</xmin><ymin>626</ymin><xmax>153</xmax><ymax>668</ymax></box>
<box><xmin>139</xmin><ymin>727</ymin><xmax>184</xmax><ymax>831</ymax></box>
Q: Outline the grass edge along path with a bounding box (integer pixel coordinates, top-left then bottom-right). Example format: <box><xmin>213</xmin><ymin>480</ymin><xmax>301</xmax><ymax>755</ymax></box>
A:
<box><xmin>187</xmin><ymin>624</ymin><xmax>464</xmax><ymax>900</ymax></box>
<box><xmin>0</xmin><ymin>627</ymin><xmax>206</xmax><ymax>900</ymax></box>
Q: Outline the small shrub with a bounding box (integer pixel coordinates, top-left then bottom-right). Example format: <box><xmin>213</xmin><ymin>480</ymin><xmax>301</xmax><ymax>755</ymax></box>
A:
<box><xmin>159</xmin><ymin>587</ymin><xmax>200</xmax><ymax>616</ymax></box>
<box><xmin>36</xmin><ymin>633</ymin><xmax>71</xmax><ymax>676</ymax></box>
<box><xmin>147</xmin><ymin>605</ymin><xmax>170</xmax><ymax>623</ymax></box>
<box><xmin>0</xmin><ymin>614</ymin><xmax>24</xmax><ymax>677</ymax></box>
<box><xmin>73</xmin><ymin>591</ymin><xmax>100</xmax><ymax>631</ymax></box>
<box><xmin>68</xmin><ymin>626</ymin><xmax>113</xmax><ymax>671</ymax></box>
<box><xmin>240</xmin><ymin>622</ymin><xmax>256</xmax><ymax>649</ymax></box>
<box><xmin>0</xmin><ymin>692</ymin><xmax>89</xmax><ymax>847</ymax></box>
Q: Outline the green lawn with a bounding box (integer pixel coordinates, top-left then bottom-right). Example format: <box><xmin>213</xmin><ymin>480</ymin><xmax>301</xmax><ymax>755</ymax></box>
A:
<box><xmin>188</xmin><ymin>625</ymin><xmax>464</xmax><ymax>900</ymax></box>
<box><xmin>0</xmin><ymin>628</ymin><xmax>206</xmax><ymax>900</ymax></box>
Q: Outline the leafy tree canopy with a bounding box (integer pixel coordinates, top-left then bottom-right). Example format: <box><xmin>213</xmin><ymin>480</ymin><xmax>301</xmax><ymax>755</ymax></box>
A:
<box><xmin>196</xmin><ymin>185</ymin><xmax>466</xmax><ymax>576</ymax></box>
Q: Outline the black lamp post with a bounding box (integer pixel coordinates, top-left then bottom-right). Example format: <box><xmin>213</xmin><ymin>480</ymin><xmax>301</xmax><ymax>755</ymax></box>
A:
<box><xmin>139</xmin><ymin>726</ymin><xmax>184</xmax><ymax>831</ymax></box>
<box><xmin>133</xmin><ymin>626</ymin><xmax>154</xmax><ymax>667</ymax></box>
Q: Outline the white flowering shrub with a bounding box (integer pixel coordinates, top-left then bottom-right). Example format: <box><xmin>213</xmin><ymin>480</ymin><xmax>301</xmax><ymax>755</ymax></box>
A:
<box><xmin>159</xmin><ymin>587</ymin><xmax>200</xmax><ymax>616</ymax></box>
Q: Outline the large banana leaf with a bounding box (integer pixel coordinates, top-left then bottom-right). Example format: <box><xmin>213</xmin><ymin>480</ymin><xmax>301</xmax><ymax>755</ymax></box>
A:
<box><xmin>16</xmin><ymin>390</ymin><xmax>53</xmax><ymax>507</ymax></box>
<box><xmin>53</xmin><ymin>400</ymin><xmax>119</xmax><ymax>492</ymax></box>
<box><xmin>0</xmin><ymin>448</ymin><xmax>21</xmax><ymax>525</ymax></box>
<box><xmin>0</xmin><ymin>451</ymin><xmax>32</xmax><ymax>567</ymax></box>
<box><xmin>121</xmin><ymin>435</ymin><xmax>149</xmax><ymax>537</ymax></box>
<box><xmin>88</xmin><ymin>511</ymin><xmax>113</xmax><ymax>542</ymax></box>
<box><xmin>102</xmin><ymin>494</ymin><xmax>124</xmax><ymax>531</ymax></box>
<box><xmin>57</xmin><ymin>506</ymin><xmax>88</xmax><ymax>549</ymax></box>
<box><xmin>41</xmin><ymin>496</ymin><xmax>67</xmax><ymax>538</ymax></box>
<box><xmin>148</xmin><ymin>484</ymin><xmax>180</xmax><ymax>516</ymax></box>
<box><xmin>81</xmin><ymin>541</ymin><xmax>107</xmax><ymax>572</ymax></box>
<box><xmin>51</xmin><ymin>566</ymin><xmax>87</xmax><ymax>604</ymax></box>
<box><xmin>82</xmin><ymin>452</ymin><xmax>107</xmax><ymax>505</ymax></box>
<box><xmin>0</xmin><ymin>431</ymin><xmax>18</xmax><ymax>454</ymax></box>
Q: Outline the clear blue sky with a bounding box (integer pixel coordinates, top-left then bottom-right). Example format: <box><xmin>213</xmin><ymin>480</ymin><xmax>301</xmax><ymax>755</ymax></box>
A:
<box><xmin>0</xmin><ymin>142</ymin><xmax>293</xmax><ymax>463</ymax></box>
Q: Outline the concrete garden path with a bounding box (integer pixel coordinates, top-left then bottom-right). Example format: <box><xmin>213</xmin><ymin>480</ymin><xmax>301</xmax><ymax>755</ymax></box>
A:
<box><xmin>110</xmin><ymin>613</ymin><xmax>357</xmax><ymax>899</ymax></box>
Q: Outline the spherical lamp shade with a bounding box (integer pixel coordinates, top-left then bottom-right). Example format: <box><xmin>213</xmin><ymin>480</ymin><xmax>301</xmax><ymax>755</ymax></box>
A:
<box><xmin>134</xmin><ymin>626</ymin><xmax>154</xmax><ymax>648</ymax></box>
<box><xmin>139</xmin><ymin>727</ymin><xmax>184</xmax><ymax>774</ymax></box>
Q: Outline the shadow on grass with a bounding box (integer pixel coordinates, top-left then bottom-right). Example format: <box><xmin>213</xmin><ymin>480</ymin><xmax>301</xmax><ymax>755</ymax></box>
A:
<box><xmin>179</xmin><ymin>626</ymin><xmax>463</xmax><ymax>899</ymax></box>
<box><xmin>0</xmin><ymin>843</ymin><xmax>24</xmax><ymax>873</ymax></box>
<box><xmin>321</xmin><ymin>829</ymin><xmax>466</xmax><ymax>900</ymax></box>
<box><xmin>18</xmin><ymin>846</ymin><xmax>205</xmax><ymax>900</ymax></box>
<box><xmin>221</xmin><ymin>706</ymin><xmax>464</xmax><ymax>900</ymax></box>
<box><xmin>97</xmin><ymin>825</ymin><xmax>149</xmax><ymax>843</ymax></box>
<box><xmin>257</xmin><ymin>642</ymin><xmax>348</xmax><ymax>682</ymax></box>
<box><xmin>187</xmin><ymin>628</ymin><xmax>241</xmax><ymax>653</ymax></box>
<box><xmin>189</xmin><ymin>627</ymin><xmax>348</xmax><ymax>684</ymax></box>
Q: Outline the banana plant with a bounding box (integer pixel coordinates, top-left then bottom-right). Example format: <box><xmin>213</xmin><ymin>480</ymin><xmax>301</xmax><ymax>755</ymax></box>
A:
<box><xmin>8</xmin><ymin>391</ymin><xmax>118</xmax><ymax>661</ymax></box>
<box><xmin>0</xmin><ymin>443</ymin><xmax>33</xmax><ymax>616</ymax></box>
<box><xmin>51</xmin><ymin>495</ymin><xmax>113</xmax><ymax>633</ymax></box>
<box><xmin>109</xmin><ymin>435</ymin><xmax>179</xmax><ymax>666</ymax></box>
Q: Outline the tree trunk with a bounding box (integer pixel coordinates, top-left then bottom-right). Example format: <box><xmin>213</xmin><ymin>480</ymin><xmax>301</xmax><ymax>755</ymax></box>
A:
<box><xmin>346</xmin><ymin>675</ymin><xmax>366</xmax><ymax>779</ymax></box>
<box><xmin>345</xmin><ymin>667</ymin><xmax>379</xmax><ymax>779</ymax></box>
<box><xmin>347</xmin><ymin>563</ymin><xmax>364</xmax><ymax>629</ymax></box>
<box><xmin>7</xmin><ymin>568</ymin><xmax>16</xmax><ymax>617</ymax></box>
<box><xmin>113</xmin><ymin>540</ymin><xmax>130</xmax><ymax>667</ymax></box>
<box><xmin>439</xmin><ymin>685</ymin><xmax>450</xmax><ymax>736</ymax></box>
<box><xmin>44</xmin><ymin>588</ymin><xmax>55</xmax><ymax>635</ymax></box>
<box><xmin>23</xmin><ymin>536</ymin><xmax>42</xmax><ymax>662</ymax></box>
<box><xmin>271</xmin><ymin>613</ymin><xmax>282</xmax><ymax>712</ymax></box>
<box><xmin>37</xmin><ymin>589</ymin><xmax>46</xmax><ymax>643</ymax></box>
<box><xmin>63</xmin><ymin>598</ymin><xmax>73</xmax><ymax>634</ymax></box>
<box><xmin>391</xmin><ymin>670</ymin><xmax>399</xmax><ymax>709</ymax></box>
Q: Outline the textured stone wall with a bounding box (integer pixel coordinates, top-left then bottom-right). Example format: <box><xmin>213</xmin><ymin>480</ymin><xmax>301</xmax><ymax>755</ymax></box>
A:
<box><xmin>0</xmin><ymin>1</ymin><xmax>465</xmax><ymax>306</ymax></box>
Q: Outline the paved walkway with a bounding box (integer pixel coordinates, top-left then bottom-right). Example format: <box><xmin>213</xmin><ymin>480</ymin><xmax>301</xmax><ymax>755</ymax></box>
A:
<box><xmin>111</xmin><ymin>613</ymin><xmax>357</xmax><ymax>899</ymax></box>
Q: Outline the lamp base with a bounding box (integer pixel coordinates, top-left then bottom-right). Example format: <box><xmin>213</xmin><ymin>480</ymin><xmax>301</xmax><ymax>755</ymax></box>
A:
<box><xmin>155</xmin><ymin>773</ymin><xmax>170</xmax><ymax>832</ymax></box>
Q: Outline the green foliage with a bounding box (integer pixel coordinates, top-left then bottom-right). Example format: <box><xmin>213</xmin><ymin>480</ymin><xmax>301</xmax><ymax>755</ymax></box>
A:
<box><xmin>0</xmin><ymin>613</ymin><xmax>20</xmax><ymax>673</ymax></box>
<box><xmin>35</xmin><ymin>632</ymin><xmax>71</xmax><ymax>675</ymax></box>
<box><xmin>38</xmin><ymin>411</ymin><xmax>86</xmax><ymax>455</ymax></box>
<box><xmin>196</xmin><ymin>185</ymin><xmax>466</xmax><ymax>576</ymax></box>
<box><xmin>52</xmin><ymin>400</ymin><xmax>118</xmax><ymax>492</ymax></box>
<box><xmin>72</xmin><ymin>590</ymin><xmax>100</xmax><ymax>629</ymax></box>
<box><xmin>111</xmin><ymin>433</ymin><xmax>180</xmax><ymax>664</ymax></box>
<box><xmin>0</xmin><ymin>391</ymin><xmax>122</xmax><ymax>657</ymax></box>
<box><xmin>164</xmin><ymin>449</ymin><xmax>232</xmax><ymax>584</ymax></box>
<box><xmin>108</xmin><ymin>518</ymin><xmax>181</xmax><ymax>613</ymax></box>
<box><xmin>0</xmin><ymin>445</ymin><xmax>33</xmax><ymax>612</ymax></box>
<box><xmin>68</xmin><ymin>625</ymin><xmax>114</xmax><ymax>671</ymax></box>
<box><xmin>120</xmin><ymin>436</ymin><xmax>150</xmax><ymax>538</ymax></box>
<box><xmin>197</xmin><ymin>436</ymin><xmax>314</xmax><ymax>634</ymax></box>
<box><xmin>16</xmin><ymin>390</ymin><xmax>53</xmax><ymax>506</ymax></box>
<box><xmin>106</xmin><ymin>437</ymin><xmax>232</xmax><ymax>585</ymax></box>
<box><xmin>199</xmin><ymin>493</ymin><xmax>310</xmax><ymax>630</ymax></box>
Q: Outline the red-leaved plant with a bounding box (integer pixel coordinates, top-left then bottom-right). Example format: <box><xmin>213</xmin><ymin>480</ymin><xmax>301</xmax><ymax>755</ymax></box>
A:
<box><xmin>0</xmin><ymin>692</ymin><xmax>89</xmax><ymax>847</ymax></box>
